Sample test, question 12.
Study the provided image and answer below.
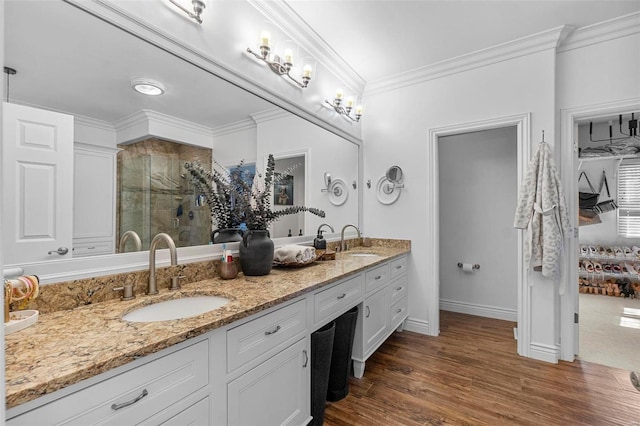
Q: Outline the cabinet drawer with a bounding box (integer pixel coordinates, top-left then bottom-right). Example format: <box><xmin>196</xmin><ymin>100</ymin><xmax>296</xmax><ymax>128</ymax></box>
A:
<box><xmin>365</xmin><ymin>264</ymin><xmax>389</xmax><ymax>294</ymax></box>
<box><xmin>72</xmin><ymin>240</ymin><xmax>113</xmax><ymax>257</ymax></box>
<box><xmin>389</xmin><ymin>276</ymin><xmax>408</xmax><ymax>306</ymax></box>
<box><xmin>7</xmin><ymin>339</ymin><xmax>208</xmax><ymax>426</ymax></box>
<box><xmin>390</xmin><ymin>296</ymin><xmax>408</xmax><ymax>330</ymax></box>
<box><xmin>390</xmin><ymin>256</ymin><xmax>407</xmax><ymax>280</ymax></box>
<box><xmin>227</xmin><ymin>299</ymin><xmax>306</xmax><ymax>373</ymax></box>
<box><xmin>314</xmin><ymin>274</ymin><xmax>363</xmax><ymax>326</ymax></box>
<box><xmin>159</xmin><ymin>396</ymin><xmax>209</xmax><ymax>426</ymax></box>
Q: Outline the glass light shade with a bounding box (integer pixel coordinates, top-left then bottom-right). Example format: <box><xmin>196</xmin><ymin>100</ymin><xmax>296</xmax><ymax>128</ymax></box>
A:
<box><xmin>131</xmin><ymin>78</ymin><xmax>165</xmax><ymax>96</ymax></box>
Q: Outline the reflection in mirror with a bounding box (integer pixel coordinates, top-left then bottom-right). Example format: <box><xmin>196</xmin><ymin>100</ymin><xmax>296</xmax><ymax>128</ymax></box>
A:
<box><xmin>386</xmin><ymin>166</ymin><xmax>404</xmax><ymax>184</ymax></box>
<box><xmin>2</xmin><ymin>0</ymin><xmax>359</xmax><ymax>272</ymax></box>
<box><xmin>272</xmin><ymin>154</ymin><xmax>307</xmax><ymax>238</ymax></box>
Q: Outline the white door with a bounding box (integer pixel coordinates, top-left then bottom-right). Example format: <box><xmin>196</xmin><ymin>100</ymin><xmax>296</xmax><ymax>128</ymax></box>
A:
<box><xmin>2</xmin><ymin>102</ymin><xmax>74</xmax><ymax>264</ymax></box>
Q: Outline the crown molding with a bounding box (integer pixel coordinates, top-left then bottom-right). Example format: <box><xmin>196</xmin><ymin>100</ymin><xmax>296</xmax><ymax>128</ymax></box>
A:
<box><xmin>211</xmin><ymin>118</ymin><xmax>256</xmax><ymax>137</ymax></box>
<box><xmin>248</xmin><ymin>0</ymin><xmax>366</xmax><ymax>94</ymax></box>
<box><xmin>558</xmin><ymin>11</ymin><xmax>640</xmax><ymax>53</ymax></box>
<box><xmin>250</xmin><ymin>108</ymin><xmax>293</xmax><ymax>124</ymax></box>
<box><xmin>366</xmin><ymin>25</ymin><xmax>573</xmax><ymax>96</ymax></box>
<box><xmin>114</xmin><ymin>109</ymin><xmax>213</xmax><ymax>137</ymax></box>
<box><xmin>73</xmin><ymin>114</ymin><xmax>115</xmax><ymax>132</ymax></box>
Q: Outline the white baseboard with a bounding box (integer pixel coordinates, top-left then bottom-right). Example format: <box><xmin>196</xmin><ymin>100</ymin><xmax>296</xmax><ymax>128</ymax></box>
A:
<box><xmin>403</xmin><ymin>317</ymin><xmax>433</xmax><ymax>336</ymax></box>
<box><xmin>440</xmin><ymin>299</ymin><xmax>517</xmax><ymax>322</ymax></box>
<box><xmin>529</xmin><ymin>341</ymin><xmax>560</xmax><ymax>364</ymax></box>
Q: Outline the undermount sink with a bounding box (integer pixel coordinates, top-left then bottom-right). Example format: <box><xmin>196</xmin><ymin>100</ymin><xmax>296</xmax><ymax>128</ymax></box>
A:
<box><xmin>350</xmin><ymin>253</ymin><xmax>380</xmax><ymax>257</ymax></box>
<box><xmin>122</xmin><ymin>296</ymin><xmax>229</xmax><ymax>323</ymax></box>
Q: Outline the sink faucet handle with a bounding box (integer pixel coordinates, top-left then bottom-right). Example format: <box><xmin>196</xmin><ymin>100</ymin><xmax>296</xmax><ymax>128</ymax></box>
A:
<box><xmin>169</xmin><ymin>275</ymin><xmax>186</xmax><ymax>291</ymax></box>
<box><xmin>113</xmin><ymin>283</ymin><xmax>135</xmax><ymax>301</ymax></box>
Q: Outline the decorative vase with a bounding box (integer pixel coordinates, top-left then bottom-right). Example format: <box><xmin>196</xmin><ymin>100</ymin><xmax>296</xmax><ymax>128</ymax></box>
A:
<box><xmin>239</xmin><ymin>230</ymin><xmax>274</xmax><ymax>276</ymax></box>
<box><xmin>211</xmin><ymin>228</ymin><xmax>243</xmax><ymax>244</ymax></box>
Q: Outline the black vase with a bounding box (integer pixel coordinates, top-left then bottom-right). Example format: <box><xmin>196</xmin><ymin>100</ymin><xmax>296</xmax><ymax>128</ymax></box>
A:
<box><xmin>211</xmin><ymin>228</ymin><xmax>243</xmax><ymax>244</ymax></box>
<box><xmin>239</xmin><ymin>230</ymin><xmax>274</xmax><ymax>276</ymax></box>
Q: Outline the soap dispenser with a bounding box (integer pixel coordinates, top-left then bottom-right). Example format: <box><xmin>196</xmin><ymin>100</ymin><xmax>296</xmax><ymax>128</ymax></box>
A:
<box><xmin>313</xmin><ymin>230</ymin><xmax>327</xmax><ymax>250</ymax></box>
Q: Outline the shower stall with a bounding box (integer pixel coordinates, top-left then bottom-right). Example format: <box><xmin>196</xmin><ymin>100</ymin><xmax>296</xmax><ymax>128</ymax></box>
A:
<box><xmin>117</xmin><ymin>138</ymin><xmax>212</xmax><ymax>252</ymax></box>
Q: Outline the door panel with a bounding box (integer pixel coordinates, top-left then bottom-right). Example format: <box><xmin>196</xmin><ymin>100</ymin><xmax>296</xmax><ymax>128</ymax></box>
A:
<box><xmin>3</xmin><ymin>102</ymin><xmax>73</xmax><ymax>264</ymax></box>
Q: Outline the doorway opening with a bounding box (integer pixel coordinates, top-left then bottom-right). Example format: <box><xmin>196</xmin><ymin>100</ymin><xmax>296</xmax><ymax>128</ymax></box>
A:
<box><xmin>428</xmin><ymin>113</ymin><xmax>530</xmax><ymax>357</ymax></box>
<box><xmin>573</xmin><ymin>110</ymin><xmax>640</xmax><ymax>371</ymax></box>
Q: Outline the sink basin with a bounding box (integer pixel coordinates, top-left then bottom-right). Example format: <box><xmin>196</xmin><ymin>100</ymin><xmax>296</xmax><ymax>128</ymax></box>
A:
<box><xmin>122</xmin><ymin>296</ymin><xmax>229</xmax><ymax>322</ymax></box>
<box><xmin>350</xmin><ymin>253</ymin><xmax>380</xmax><ymax>257</ymax></box>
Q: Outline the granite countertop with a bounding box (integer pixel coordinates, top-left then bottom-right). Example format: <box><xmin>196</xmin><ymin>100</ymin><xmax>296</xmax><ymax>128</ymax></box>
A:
<box><xmin>5</xmin><ymin>243</ymin><xmax>409</xmax><ymax>409</ymax></box>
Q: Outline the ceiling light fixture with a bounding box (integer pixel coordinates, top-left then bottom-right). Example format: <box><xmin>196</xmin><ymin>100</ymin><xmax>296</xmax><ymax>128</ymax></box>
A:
<box><xmin>246</xmin><ymin>31</ymin><xmax>312</xmax><ymax>89</ymax></box>
<box><xmin>325</xmin><ymin>88</ymin><xmax>363</xmax><ymax>122</ymax></box>
<box><xmin>131</xmin><ymin>78</ymin><xmax>165</xmax><ymax>96</ymax></box>
<box><xmin>168</xmin><ymin>0</ymin><xmax>206</xmax><ymax>24</ymax></box>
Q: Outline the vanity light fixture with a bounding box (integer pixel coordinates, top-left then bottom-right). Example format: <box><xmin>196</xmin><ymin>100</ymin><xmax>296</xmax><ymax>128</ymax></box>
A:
<box><xmin>168</xmin><ymin>0</ymin><xmax>206</xmax><ymax>24</ymax></box>
<box><xmin>246</xmin><ymin>31</ymin><xmax>312</xmax><ymax>89</ymax></box>
<box><xmin>131</xmin><ymin>78</ymin><xmax>165</xmax><ymax>96</ymax></box>
<box><xmin>325</xmin><ymin>89</ymin><xmax>363</xmax><ymax>122</ymax></box>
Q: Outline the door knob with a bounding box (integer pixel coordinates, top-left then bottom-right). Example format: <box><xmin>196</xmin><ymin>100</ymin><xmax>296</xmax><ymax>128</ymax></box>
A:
<box><xmin>48</xmin><ymin>247</ymin><xmax>69</xmax><ymax>255</ymax></box>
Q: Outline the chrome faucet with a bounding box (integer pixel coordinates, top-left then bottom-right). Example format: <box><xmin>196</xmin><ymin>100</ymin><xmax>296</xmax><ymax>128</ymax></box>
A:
<box><xmin>148</xmin><ymin>233</ymin><xmax>178</xmax><ymax>295</ymax></box>
<box><xmin>119</xmin><ymin>230</ymin><xmax>142</xmax><ymax>253</ymax></box>
<box><xmin>317</xmin><ymin>223</ymin><xmax>335</xmax><ymax>235</ymax></box>
<box><xmin>340</xmin><ymin>224</ymin><xmax>361</xmax><ymax>252</ymax></box>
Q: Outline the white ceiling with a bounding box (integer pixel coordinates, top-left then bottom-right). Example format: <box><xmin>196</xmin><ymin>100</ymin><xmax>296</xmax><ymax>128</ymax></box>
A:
<box><xmin>285</xmin><ymin>0</ymin><xmax>640</xmax><ymax>83</ymax></box>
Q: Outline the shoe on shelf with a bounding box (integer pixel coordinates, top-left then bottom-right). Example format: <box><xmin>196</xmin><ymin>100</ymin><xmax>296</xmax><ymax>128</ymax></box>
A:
<box><xmin>580</xmin><ymin>246</ymin><xmax>589</xmax><ymax>256</ymax></box>
<box><xmin>612</xmin><ymin>264</ymin><xmax>622</xmax><ymax>273</ymax></box>
<box><xmin>583</xmin><ymin>261</ymin><xmax>595</xmax><ymax>273</ymax></box>
<box><xmin>597</xmin><ymin>246</ymin><xmax>607</xmax><ymax>256</ymax></box>
<box><xmin>625</xmin><ymin>263</ymin><xmax>637</xmax><ymax>275</ymax></box>
<box><xmin>593</xmin><ymin>261</ymin><xmax>603</xmax><ymax>273</ymax></box>
<box><xmin>589</xmin><ymin>246</ymin><xmax>598</xmax><ymax>256</ymax></box>
<box><xmin>632</xmin><ymin>246</ymin><xmax>640</xmax><ymax>259</ymax></box>
<box><xmin>606</xmin><ymin>247</ymin><xmax>615</xmax><ymax>257</ymax></box>
<box><xmin>614</xmin><ymin>247</ymin><xmax>625</xmax><ymax>257</ymax></box>
<box><xmin>603</xmin><ymin>263</ymin><xmax>612</xmax><ymax>273</ymax></box>
<box><xmin>623</xmin><ymin>246</ymin><xmax>633</xmax><ymax>257</ymax></box>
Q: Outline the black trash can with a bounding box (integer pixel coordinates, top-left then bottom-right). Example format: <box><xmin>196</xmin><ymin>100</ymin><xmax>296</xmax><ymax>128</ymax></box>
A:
<box><xmin>327</xmin><ymin>305</ymin><xmax>359</xmax><ymax>402</ymax></box>
<box><xmin>311</xmin><ymin>321</ymin><xmax>336</xmax><ymax>426</ymax></box>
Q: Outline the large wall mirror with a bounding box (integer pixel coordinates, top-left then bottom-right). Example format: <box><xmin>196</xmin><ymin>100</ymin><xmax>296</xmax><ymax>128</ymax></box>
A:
<box><xmin>3</xmin><ymin>0</ymin><xmax>359</xmax><ymax>275</ymax></box>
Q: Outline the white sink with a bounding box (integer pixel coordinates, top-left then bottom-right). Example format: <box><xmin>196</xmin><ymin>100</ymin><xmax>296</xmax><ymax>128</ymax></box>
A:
<box><xmin>350</xmin><ymin>253</ymin><xmax>380</xmax><ymax>257</ymax></box>
<box><xmin>122</xmin><ymin>296</ymin><xmax>229</xmax><ymax>322</ymax></box>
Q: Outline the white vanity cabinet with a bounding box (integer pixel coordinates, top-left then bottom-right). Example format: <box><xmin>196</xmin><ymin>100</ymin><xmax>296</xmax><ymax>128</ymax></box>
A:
<box><xmin>219</xmin><ymin>298</ymin><xmax>311</xmax><ymax>426</ymax></box>
<box><xmin>73</xmin><ymin>143</ymin><xmax>118</xmax><ymax>257</ymax></box>
<box><xmin>6</xmin><ymin>338</ymin><xmax>210</xmax><ymax>425</ymax></box>
<box><xmin>351</xmin><ymin>254</ymin><xmax>409</xmax><ymax>378</ymax></box>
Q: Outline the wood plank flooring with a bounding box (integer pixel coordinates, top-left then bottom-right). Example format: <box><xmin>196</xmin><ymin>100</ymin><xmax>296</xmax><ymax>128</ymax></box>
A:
<box><xmin>323</xmin><ymin>311</ymin><xmax>640</xmax><ymax>425</ymax></box>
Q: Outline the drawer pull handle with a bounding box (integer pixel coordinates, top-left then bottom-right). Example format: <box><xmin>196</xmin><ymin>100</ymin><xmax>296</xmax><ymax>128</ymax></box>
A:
<box><xmin>265</xmin><ymin>325</ymin><xmax>281</xmax><ymax>335</ymax></box>
<box><xmin>366</xmin><ymin>306</ymin><xmax>371</xmax><ymax>318</ymax></box>
<box><xmin>111</xmin><ymin>389</ymin><xmax>148</xmax><ymax>411</ymax></box>
<box><xmin>87</xmin><ymin>246</ymin><xmax>96</xmax><ymax>250</ymax></box>
<box><xmin>337</xmin><ymin>293</ymin><xmax>347</xmax><ymax>299</ymax></box>
<box><xmin>396</xmin><ymin>308</ymin><xmax>403</xmax><ymax>314</ymax></box>
<box><xmin>303</xmin><ymin>349</ymin><xmax>309</xmax><ymax>368</ymax></box>
<box><xmin>396</xmin><ymin>265</ymin><xmax>403</xmax><ymax>269</ymax></box>
<box><xmin>375</xmin><ymin>275</ymin><xmax>382</xmax><ymax>280</ymax></box>
<box><xmin>396</xmin><ymin>286</ymin><xmax>403</xmax><ymax>291</ymax></box>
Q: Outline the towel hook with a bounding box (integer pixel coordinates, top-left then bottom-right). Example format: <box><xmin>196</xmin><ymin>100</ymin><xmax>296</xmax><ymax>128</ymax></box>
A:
<box><xmin>541</xmin><ymin>130</ymin><xmax>545</xmax><ymax>142</ymax></box>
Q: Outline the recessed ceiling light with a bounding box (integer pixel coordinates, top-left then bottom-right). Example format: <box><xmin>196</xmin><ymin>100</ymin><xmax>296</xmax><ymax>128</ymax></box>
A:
<box><xmin>131</xmin><ymin>78</ymin><xmax>165</xmax><ymax>96</ymax></box>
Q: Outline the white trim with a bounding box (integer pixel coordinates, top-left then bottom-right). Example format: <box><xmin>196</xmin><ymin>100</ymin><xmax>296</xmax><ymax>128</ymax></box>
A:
<box><xmin>366</xmin><ymin>26</ymin><xmax>572</xmax><ymax>96</ymax></box>
<box><xmin>211</xmin><ymin>118</ymin><xmax>256</xmax><ymax>137</ymax></box>
<box><xmin>559</xmin><ymin>97</ymin><xmax>640</xmax><ymax>362</ymax></box>
<box><xmin>558</xmin><ymin>11</ymin><xmax>640</xmax><ymax>53</ymax></box>
<box><xmin>530</xmin><ymin>342</ymin><xmax>560</xmax><ymax>363</ymax></box>
<box><xmin>440</xmin><ymin>300</ymin><xmax>518</xmax><ymax>322</ymax></box>
<box><xmin>403</xmin><ymin>317</ymin><xmax>430</xmax><ymax>335</ymax></box>
<box><xmin>428</xmin><ymin>113</ymin><xmax>531</xmax><ymax>355</ymax></box>
<box><xmin>73</xmin><ymin>114</ymin><xmax>115</xmax><ymax>132</ymax></box>
<box><xmin>250</xmin><ymin>108</ymin><xmax>293</xmax><ymax>124</ymax></box>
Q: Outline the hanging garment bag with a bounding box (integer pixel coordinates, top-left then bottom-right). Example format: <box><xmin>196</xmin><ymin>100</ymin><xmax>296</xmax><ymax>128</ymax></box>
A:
<box><xmin>593</xmin><ymin>170</ymin><xmax>618</xmax><ymax>214</ymax></box>
<box><xmin>578</xmin><ymin>171</ymin><xmax>599</xmax><ymax>209</ymax></box>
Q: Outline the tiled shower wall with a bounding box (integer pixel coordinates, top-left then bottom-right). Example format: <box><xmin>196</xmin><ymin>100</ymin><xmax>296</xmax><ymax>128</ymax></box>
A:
<box><xmin>117</xmin><ymin>139</ymin><xmax>213</xmax><ymax>251</ymax></box>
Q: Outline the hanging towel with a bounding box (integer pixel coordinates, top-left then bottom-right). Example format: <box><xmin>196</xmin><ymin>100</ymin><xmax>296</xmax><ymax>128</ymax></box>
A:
<box><xmin>513</xmin><ymin>142</ymin><xmax>571</xmax><ymax>294</ymax></box>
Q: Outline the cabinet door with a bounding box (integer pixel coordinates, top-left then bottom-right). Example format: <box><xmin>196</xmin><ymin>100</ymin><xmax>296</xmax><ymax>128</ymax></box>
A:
<box><xmin>2</xmin><ymin>102</ymin><xmax>73</xmax><ymax>264</ymax></box>
<box><xmin>227</xmin><ymin>338</ymin><xmax>310</xmax><ymax>426</ymax></box>
<box><xmin>363</xmin><ymin>286</ymin><xmax>388</xmax><ymax>354</ymax></box>
<box><xmin>73</xmin><ymin>144</ymin><xmax>116</xmax><ymax>255</ymax></box>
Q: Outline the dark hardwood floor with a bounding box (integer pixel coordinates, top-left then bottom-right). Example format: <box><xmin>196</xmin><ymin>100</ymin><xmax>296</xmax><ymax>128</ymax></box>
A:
<box><xmin>323</xmin><ymin>310</ymin><xmax>640</xmax><ymax>425</ymax></box>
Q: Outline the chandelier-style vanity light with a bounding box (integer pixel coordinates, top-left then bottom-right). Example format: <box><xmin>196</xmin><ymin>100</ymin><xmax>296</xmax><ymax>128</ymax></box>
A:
<box><xmin>246</xmin><ymin>31</ymin><xmax>312</xmax><ymax>89</ymax></box>
<box><xmin>168</xmin><ymin>0</ymin><xmax>206</xmax><ymax>24</ymax></box>
<box><xmin>325</xmin><ymin>88</ymin><xmax>363</xmax><ymax>122</ymax></box>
